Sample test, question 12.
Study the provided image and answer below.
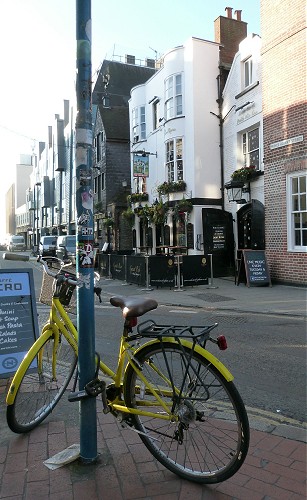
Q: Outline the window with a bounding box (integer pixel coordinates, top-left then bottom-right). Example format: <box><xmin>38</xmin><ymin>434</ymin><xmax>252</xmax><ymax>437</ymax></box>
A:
<box><xmin>287</xmin><ymin>172</ymin><xmax>307</xmax><ymax>251</ymax></box>
<box><xmin>242</xmin><ymin>128</ymin><xmax>260</xmax><ymax>170</ymax></box>
<box><xmin>153</xmin><ymin>100</ymin><xmax>159</xmax><ymax>130</ymax></box>
<box><xmin>95</xmin><ymin>132</ymin><xmax>103</xmax><ymax>162</ymax></box>
<box><xmin>133</xmin><ymin>176</ymin><xmax>147</xmax><ymax>193</ymax></box>
<box><xmin>243</xmin><ymin>57</ymin><xmax>253</xmax><ymax>88</ymax></box>
<box><xmin>165</xmin><ymin>138</ymin><xmax>183</xmax><ymax>182</ymax></box>
<box><xmin>132</xmin><ymin>106</ymin><xmax>146</xmax><ymax>143</ymax></box>
<box><xmin>164</xmin><ymin>74</ymin><xmax>183</xmax><ymax>120</ymax></box>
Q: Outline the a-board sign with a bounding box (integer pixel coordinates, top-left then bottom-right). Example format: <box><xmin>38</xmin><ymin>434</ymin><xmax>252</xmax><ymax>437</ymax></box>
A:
<box><xmin>0</xmin><ymin>269</ymin><xmax>39</xmax><ymax>378</ymax></box>
<box><xmin>241</xmin><ymin>250</ymin><xmax>272</xmax><ymax>287</ymax></box>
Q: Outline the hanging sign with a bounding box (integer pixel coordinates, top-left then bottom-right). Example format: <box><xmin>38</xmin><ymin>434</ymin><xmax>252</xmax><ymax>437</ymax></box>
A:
<box><xmin>0</xmin><ymin>269</ymin><xmax>39</xmax><ymax>378</ymax></box>
<box><xmin>133</xmin><ymin>155</ymin><xmax>149</xmax><ymax>177</ymax></box>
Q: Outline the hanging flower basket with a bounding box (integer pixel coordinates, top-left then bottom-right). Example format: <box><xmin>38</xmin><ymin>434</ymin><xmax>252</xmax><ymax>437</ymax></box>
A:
<box><xmin>152</xmin><ymin>201</ymin><xmax>168</xmax><ymax>225</ymax></box>
<box><xmin>173</xmin><ymin>198</ymin><xmax>193</xmax><ymax>220</ymax></box>
<box><xmin>103</xmin><ymin>217</ymin><xmax>114</xmax><ymax>228</ymax></box>
<box><xmin>134</xmin><ymin>204</ymin><xmax>154</xmax><ymax>219</ymax></box>
<box><xmin>231</xmin><ymin>165</ymin><xmax>257</xmax><ymax>182</ymax></box>
<box><xmin>157</xmin><ymin>180</ymin><xmax>187</xmax><ymax>196</ymax></box>
<box><xmin>122</xmin><ymin>208</ymin><xmax>135</xmax><ymax>226</ymax></box>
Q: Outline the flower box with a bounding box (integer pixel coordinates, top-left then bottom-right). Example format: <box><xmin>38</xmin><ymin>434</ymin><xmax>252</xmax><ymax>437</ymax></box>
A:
<box><xmin>157</xmin><ymin>180</ymin><xmax>187</xmax><ymax>195</ymax></box>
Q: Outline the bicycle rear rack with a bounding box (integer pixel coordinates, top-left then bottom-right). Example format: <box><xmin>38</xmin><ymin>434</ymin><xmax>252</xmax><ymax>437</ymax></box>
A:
<box><xmin>135</xmin><ymin>320</ymin><xmax>227</xmax><ymax>350</ymax></box>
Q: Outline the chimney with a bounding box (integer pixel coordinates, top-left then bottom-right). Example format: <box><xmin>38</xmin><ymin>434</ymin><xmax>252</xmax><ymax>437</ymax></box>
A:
<box><xmin>225</xmin><ymin>7</ymin><xmax>233</xmax><ymax>18</ymax></box>
<box><xmin>214</xmin><ymin>7</ymin><xmax>247</xmax><ymax>68</ymax></box>
<box><xmin>234</xmin><ymin>9</ymin><xmax>242</xmax><ymax>21</ymax></box>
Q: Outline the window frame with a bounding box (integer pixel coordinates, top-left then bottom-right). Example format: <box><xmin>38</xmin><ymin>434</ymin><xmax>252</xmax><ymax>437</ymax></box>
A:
<box><xmin>164</xmin><ymin>73</ymin><xmax>183</xmax><ymax>120</ymax></box>
<box><xmin>242</xmin><ymin>127</ymin><xmax>260</xmax><ymax>170</ymax></box>
<box><xmin>287</xmin><ymin>171</ymin><xmax>307</xmax><ymax>252</ymax></box>
<box><xmin>165</xmin><ymin>137</ymin><xmax>184</xmax><ymax>182</ymax></box>
<box><xmin>243</xmin><ymin>57</ymin><xmax>253</xmax><ymax>88</ymax></box>
<box><xmin>132</xmin><ymin>105</ymin><xmax>146</xmax><ymax>143</ymax></box>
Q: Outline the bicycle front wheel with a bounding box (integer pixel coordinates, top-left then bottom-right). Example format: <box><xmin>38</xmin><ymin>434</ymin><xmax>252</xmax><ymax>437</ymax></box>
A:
<box><xmin>7</xmin><ymin>332</ymin><xmax>77</xmax><ymax>433</ymax></box>
<box><xmin>124</xmin><ymin>341</ymin><xmax>249</xmax><ymax>483</ymax></box>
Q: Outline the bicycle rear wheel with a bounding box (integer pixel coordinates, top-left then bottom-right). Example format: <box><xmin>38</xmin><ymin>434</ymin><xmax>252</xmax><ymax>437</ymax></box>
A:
<box><xmin>124</xmin><ymin>341</ymin><xmax>249</xmax><ymax>483</ymax></box>
<box><xmin>7</xmin><ymin>332</ymin><xmax>77</xmax><ymax>433</ymax></box>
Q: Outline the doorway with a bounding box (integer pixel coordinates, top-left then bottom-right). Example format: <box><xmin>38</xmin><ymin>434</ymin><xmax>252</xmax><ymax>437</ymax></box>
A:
<box><xmin>237</xmin><ymin>200</ymin><xmax>265</xmax><ymax>250</ymax></box>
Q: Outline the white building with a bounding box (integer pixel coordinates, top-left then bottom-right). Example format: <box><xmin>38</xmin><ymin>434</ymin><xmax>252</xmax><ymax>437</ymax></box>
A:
<box><xmin>129</xmin><ymin>37</ymin><xmax>223</xmax><ymax>255</ymax></box>
<box><xmin>222</xmin><ymin>34</ymin><xmax>264</xmax><ymax>252</ymax></box>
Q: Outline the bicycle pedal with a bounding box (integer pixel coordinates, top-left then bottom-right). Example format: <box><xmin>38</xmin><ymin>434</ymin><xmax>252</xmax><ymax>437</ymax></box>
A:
<box><xmin>68</xmin><ymin>390</ymin><xmax>88</xmax><ymax>402</ymax></box>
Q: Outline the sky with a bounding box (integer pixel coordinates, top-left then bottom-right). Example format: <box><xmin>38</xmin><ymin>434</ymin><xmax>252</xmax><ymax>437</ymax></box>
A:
<box><xmin>0</xmin><ymin>0</ymin><xmax>260</xmax><ymax>240</ymax></box>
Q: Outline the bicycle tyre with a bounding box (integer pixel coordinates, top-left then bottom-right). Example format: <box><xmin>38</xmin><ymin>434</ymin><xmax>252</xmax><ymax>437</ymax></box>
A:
<box><xmin>124</xmin><ymin>341</ymin><xmax>249</xmax><ymax>483</ymax></box>
<box><xmin>7</xmin><ymin>333</ymin><xmax>77</xmax><ymax>433</ymax></box>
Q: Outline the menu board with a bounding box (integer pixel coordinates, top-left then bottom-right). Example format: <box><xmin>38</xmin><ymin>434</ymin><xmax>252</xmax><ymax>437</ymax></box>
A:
<box><xmin>242</xmin><ymin>250</ymin><xmax>271</xmax><ymax>287</ymax></box>
<box><xmin>0</xmin><ymin>270</ymin><xmax>39</xmax><ymax>378</ymax></box>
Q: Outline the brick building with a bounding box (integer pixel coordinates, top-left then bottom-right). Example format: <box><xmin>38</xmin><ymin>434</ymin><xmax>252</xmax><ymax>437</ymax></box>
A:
<box><xmin>261</xmin><ymin>0</ymin><xmax>306</xmax><ymax>285</ymax></box>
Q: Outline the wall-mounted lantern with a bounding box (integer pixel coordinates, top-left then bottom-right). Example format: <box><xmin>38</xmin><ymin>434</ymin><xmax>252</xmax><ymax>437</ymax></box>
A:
<box><xmin>224</xmin><ymin>181</ymin><xmax>250</xmax><ymax>204</ymax></box>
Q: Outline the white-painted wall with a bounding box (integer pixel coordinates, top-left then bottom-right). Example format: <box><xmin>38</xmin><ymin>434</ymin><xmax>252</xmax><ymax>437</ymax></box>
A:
<box><xmin>222</xmin><ymin>34</ymin><xmax>263</xmax><ymax>245</ymax></box>
<box><xmin>129</xmin><ymin>37</ymin><xmax>222</xmax><ymax>254</ymax></box>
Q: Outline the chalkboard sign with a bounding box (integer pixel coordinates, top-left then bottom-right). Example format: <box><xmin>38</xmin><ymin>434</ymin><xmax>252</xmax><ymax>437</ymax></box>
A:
<box><xmin>0</xmin><ymin>269</ymin><xmax>39</xmax><ymax>378</ymax></box>
<box><xmin>242</xmin><ymin>250</ymin><xmax>271</xmax><ymax>287</ymax></box>
<box><xmin>187</xmin><ymin>223</ymin><xmax>194</xmax><ymax>249</ymax></box>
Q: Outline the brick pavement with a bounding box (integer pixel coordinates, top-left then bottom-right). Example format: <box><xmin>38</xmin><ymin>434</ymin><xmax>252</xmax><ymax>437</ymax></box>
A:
<box><xmin>0</xmin><ymin>376</ymin><xmax>306</xmax><ymax>500</ymax></box>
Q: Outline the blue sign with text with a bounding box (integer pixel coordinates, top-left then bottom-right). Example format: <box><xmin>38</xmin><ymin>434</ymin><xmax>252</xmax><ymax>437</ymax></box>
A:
<box><xmin>0</xmin><ymin>269</ymin><xmax>39</xmax><ymax>378</ymax></box>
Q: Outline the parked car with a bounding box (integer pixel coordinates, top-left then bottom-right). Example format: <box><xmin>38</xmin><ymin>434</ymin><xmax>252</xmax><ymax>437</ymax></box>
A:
<box><xmin>7</xmin><ymin>235</ymin><xmax>26</xmax><ymax>252</ymax></box>
<box><xmin>39</xmin><ymin>236</ymin><xmax>58</xmax><ymax>257</ymax></box>
<box><xmin>56</xmin><ymin>235</ymin><xmax>76</xmax><ymax>264</ymax></box>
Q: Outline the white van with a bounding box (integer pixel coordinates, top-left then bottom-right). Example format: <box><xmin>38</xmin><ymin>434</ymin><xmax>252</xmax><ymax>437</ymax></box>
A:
<box><xmin>7</xmin><ymin>235</ymin><xmax>26</xmax><ymax>252</ymax></box>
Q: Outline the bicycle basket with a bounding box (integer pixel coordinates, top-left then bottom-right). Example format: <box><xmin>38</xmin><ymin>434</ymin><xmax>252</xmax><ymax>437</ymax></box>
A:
<box><xmin>39</xmin><ymin>262</ymin><xmax>77</xmax><ymax>311</ymax></box>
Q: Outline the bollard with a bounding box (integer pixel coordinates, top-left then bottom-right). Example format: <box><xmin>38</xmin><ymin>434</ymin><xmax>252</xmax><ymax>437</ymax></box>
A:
<box><xmin>141</xmin><ymin>254</ymin><xmax>153</xmax><ymax>291</ymax></box>
<box><xmin>206</xmin><ymin>253</ymin><xmax>218</xmax><ymax>289</ymax></box>
<box><xmin>174</xmin><ymin>254</ymin><xmax>184</xmax><ymax>292</ymax></box>
<box><xmin>105</xmin><ymin>253</ymin><xmax>112</xmax><ymax>280</ymax></box>
<box><xmin>122</xmin><ymin>255</ymin><xmax>129</xmax><ymax>286</ymax></box>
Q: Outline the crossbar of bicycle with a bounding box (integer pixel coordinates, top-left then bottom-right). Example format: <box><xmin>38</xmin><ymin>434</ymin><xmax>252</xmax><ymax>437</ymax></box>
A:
<box><xmin>97</xmin><ymin>253</ymin><xmax>216</xmax><ymax>290</ymax></box>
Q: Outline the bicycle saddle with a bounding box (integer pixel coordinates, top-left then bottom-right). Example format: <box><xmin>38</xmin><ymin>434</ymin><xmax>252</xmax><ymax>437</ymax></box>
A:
<box><xmin>110</xmin><ymin>295</ymin><xmax>158</xmax><ymax>318</ymax></box>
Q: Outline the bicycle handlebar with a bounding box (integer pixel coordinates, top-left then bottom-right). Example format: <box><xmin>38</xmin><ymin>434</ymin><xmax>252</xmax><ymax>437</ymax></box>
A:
<box><xmin>3</xmin><ymin>252</ymin><xmax>100</xmax><ymax>291</ymax></box>
<box><xmin>37</xmin><ymin>256</ymin><xmax>79</xmax><ymax>286</ymax></box>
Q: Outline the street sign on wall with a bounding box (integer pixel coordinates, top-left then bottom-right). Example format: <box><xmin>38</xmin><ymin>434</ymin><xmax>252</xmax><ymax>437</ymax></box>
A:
<box><xmin>0</xmin><ymin>269</ymin><xmax>39</xmax><ymax>378</ymax></box>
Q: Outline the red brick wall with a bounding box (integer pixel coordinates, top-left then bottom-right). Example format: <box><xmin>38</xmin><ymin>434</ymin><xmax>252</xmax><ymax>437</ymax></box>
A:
<box><xmin>261</xmin><ymin>0</ymin><xmax>307</xmax><ymax>285</ymax></box>
<box><xmin>214</xmin><ymin>15</ymin><xmax>247</xmax><ymax>66</ymax></box>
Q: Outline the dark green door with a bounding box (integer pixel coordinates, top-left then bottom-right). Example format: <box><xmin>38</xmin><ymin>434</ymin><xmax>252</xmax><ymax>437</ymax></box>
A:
<box><xmin>237</xmin><ymin>200</ymin><xmax>265</xmax><ymax>250</ymax></box>
<box><xmin>202</xmin><ymin>208</ymin><xmax>235</xmax><ymax>277</ymax></box>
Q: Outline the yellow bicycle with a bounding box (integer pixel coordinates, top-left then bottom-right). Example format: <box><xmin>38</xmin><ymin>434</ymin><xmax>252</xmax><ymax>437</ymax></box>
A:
<box><xmin>5</xmin><ymin>254</ymin><xmax>249</xmax><ymax>484</ymax></box>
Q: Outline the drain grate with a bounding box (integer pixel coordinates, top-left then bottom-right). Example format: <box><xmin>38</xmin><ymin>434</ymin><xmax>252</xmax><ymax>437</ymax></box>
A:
<box><xmin>191</xmin><ymin>293</ymin><xmax>236</xmax><ymax>303</ymax></box>
<box><xmin>202</xmin><ymin>314</ymin><xmax>248</xmax><ymax>325</ymax></box>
